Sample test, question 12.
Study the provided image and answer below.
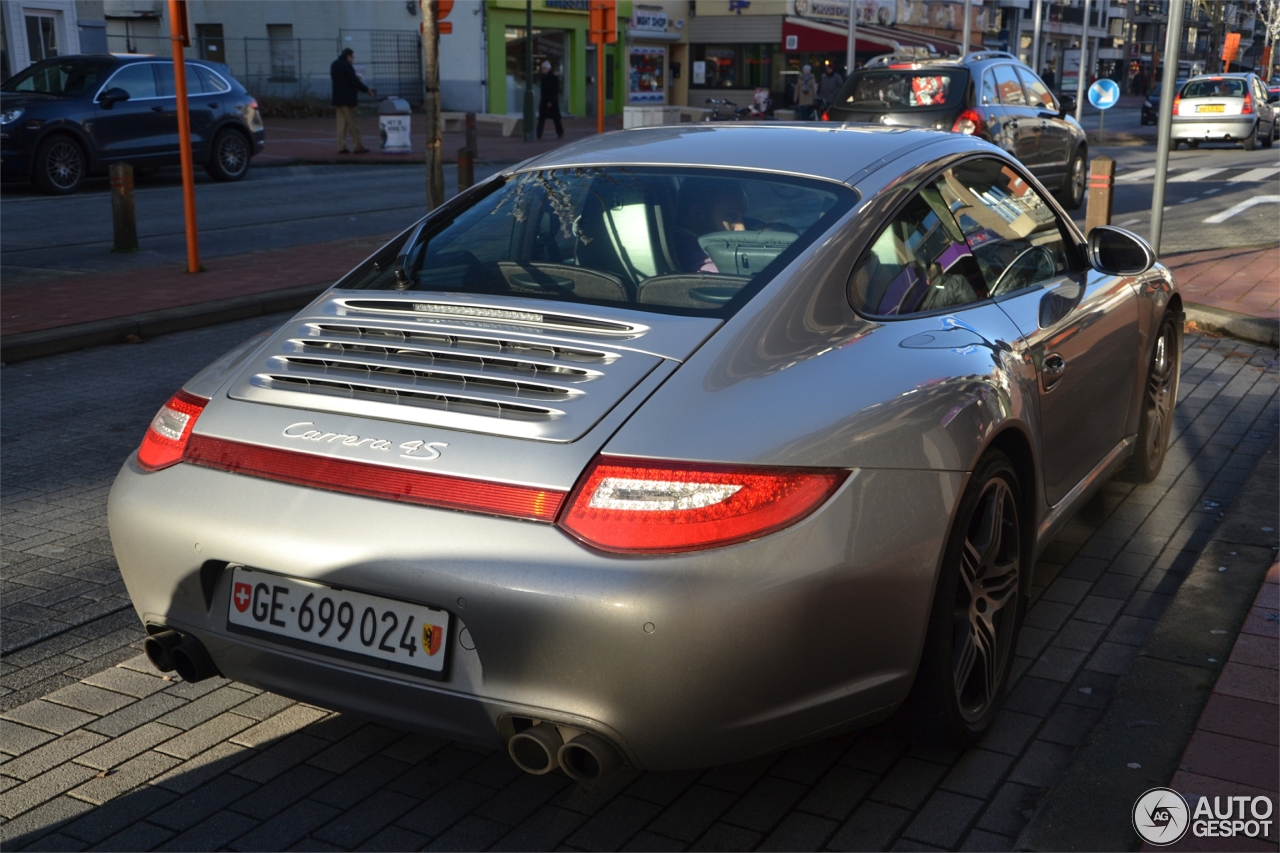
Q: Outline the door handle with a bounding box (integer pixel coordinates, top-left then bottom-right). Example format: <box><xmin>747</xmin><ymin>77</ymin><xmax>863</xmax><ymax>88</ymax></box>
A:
<box><xmin>208</xmin><ymin>102</ymin><xmax>220</xmax><ymax>108</ymax></box>
<box><xmin>1042</xmin><ymin>353</ymin><xmax>1066</xmax><ymax>392</ymax></box>
<box><xmin>151</xmin><ymin>105</ymin><xmax>166</xmax><ymax>112</ymax></box>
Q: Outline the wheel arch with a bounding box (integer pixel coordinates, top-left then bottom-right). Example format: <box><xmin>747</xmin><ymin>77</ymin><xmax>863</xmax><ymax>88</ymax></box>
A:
<box><xmin>978</xmin><ymin>423</ymin><xmax>1040</xmax><ymax>587</ymax></box>
<box><xmin>207</xmin><ymin>121</ymin><xmax>253</xmax><ymax>162</ymax></box>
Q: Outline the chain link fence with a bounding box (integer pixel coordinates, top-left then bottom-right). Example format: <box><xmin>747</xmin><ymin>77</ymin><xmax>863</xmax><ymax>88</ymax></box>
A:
<box><xmin>102</xmin><ymin>30</ymin><xmax>421</xmax><ymax>104</ymax></box>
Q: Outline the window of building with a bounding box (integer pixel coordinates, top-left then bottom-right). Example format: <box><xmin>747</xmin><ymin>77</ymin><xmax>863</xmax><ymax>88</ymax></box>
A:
<box><xmin>196</xmin><ymin>23</ymin><xmax>224</xmax><ymax>63</ymax></box>
<box><xmin>25</xmin><ymin>13</ymin><xmax>58</xmax><ymax>63</ymax></box>
<box><xmin>267</xmin><ymin>24</ymin><xmax>296</xmax><ymax>82</ymax></box>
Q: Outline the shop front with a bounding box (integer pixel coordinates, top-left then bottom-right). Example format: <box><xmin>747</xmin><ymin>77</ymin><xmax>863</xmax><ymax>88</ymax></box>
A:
<box><xmin>486</xmin><ymin>0</ymin><xmax>630</xmax><ymax>117</ymax></box>
<box><xmin>626</xmin><ymin>5</ymin><xmax>683</xmax><ymax>106</ymax></box>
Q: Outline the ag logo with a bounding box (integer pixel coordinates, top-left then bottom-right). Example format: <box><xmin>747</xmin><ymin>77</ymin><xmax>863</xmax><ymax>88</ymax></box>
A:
<box><xmin>421</xmin><ymin>624</ymin><xmax>443</xmax><ymax>657</ymax></box>
<box><xmin>1134</xmin><ymin>787</ymin><xmax>1190</xmax><ymax>846</ymax></box>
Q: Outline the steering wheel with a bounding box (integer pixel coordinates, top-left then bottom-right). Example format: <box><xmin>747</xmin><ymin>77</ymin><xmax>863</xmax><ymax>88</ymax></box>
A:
<box><xmin>991</xmin><ymin>245</ymin><xmax>1056</xmax><ymax>296</ymax></box>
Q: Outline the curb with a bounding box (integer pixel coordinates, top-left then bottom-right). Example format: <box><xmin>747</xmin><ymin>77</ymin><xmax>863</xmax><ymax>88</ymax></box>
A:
<box><xmin>1184</xmin><ymin>303</ymin><xmax>1280</xmax><ymax>348</ymax></box>
<box><xmin>1016</xmin><ymin>438</ymin><xmax>1280</xmax><ymax>851</ymax></box>
<box><xmin>0</xmin><ymin>282</ymin><xmax>328</xmax><ymax>364</ymax></box>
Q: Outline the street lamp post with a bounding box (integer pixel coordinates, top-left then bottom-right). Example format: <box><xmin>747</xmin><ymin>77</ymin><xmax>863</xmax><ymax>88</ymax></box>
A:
<box><xmin>1150</xmin><ymin>0</ymin><xmax>1186</xmax><ymax>254</ymax></box>
<box><xmin>846</xmin><ymin>0</ymin><xmax>857</xmax><ymax>75</ymax></box>
<box><xmin>523</xmin><ymin>0</ymin><xmax>535</xmax><ymax>142</ymax></box>
<box><xmin>962</xmin><ymin>0</ymin><xmax>973</xmax><ymax>56</ymax></box>
<box><xmin>1031</xmin><ymin>0</ymin><xmax>1044</xmax><ymax>73</ymax></box>
<box><xmin>1075</xmin><ymin>0</ymin><xmax>1092</xmax><ymax>122</ymax></box>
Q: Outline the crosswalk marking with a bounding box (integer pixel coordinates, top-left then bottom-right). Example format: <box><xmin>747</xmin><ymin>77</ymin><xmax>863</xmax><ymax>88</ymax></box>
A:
<box><xmin>1169</xmin><ymin>167</ymin><xmax>1229</xmax><ymax>182</ymax></box>
<box><xmin>1227</xmin><ymin>166</ymin><xmax>1280</xmax><ymax>183</ymax></box>
<box><xmin>1116</xmin><ymin>168</ymin><xmax>1157</xmax><ymax>182</ymax></box>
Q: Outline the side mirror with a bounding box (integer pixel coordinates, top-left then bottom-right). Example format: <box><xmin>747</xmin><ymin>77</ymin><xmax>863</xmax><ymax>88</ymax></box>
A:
<box><xmin>1058</xmin><ymin>93</ymin><xmax>1076</xmax><ymax>115</ymax></box>
<box><xmin>1269</xmin><ymin>92</ymin><xmax>1279</xmax><ymax>104</ymax></box>
<box><xmin>97</xmin><ymin>87</ymin><xmax>130</xmax><ymax>108</ymax></box>
<box><xmin>1088</xmin><ymin>225</ymin><xmax>1156</xmax><ymax>275</ymax></box>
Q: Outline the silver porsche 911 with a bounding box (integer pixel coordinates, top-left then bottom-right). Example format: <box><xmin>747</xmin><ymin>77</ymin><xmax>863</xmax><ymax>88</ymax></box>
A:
<box><xmin>109</xmin><ymin>124</ymin><xmax>1181</xmax><ymax>779</ymax></box>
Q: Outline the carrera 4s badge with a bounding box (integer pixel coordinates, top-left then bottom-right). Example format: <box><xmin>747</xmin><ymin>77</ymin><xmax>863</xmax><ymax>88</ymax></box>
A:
<box><xmin>282</xmin><ymin>423</ymin><xmax>449</xmax><ymax>461</ymax></box>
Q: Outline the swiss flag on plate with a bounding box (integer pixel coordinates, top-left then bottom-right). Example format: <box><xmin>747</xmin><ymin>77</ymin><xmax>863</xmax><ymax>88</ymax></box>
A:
<box><xmin>233</xmin><ymin>582</ymin><xmax>252</xmax><ymax>613</ymax></box>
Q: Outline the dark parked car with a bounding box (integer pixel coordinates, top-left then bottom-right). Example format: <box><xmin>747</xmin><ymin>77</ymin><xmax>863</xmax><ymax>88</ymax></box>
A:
<box><xmin>1</xmin><ymin>54</ymin><xmax>265</xmax><ymax>194</ymax></box>
<box><xmin>1140</xmin><ymin>79</ymin><xmax>1187</xmax><ymax>125</ymax></box>
<box><xmin>824</xmin><ymin>51</ymin><xmax>1088</xmax><ymax>209</ymax></box>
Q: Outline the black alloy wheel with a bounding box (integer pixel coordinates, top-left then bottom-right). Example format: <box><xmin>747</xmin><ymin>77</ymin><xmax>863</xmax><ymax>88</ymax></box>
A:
<box><xmin>1123</xmin><ymin>310</ymin><xmax>1181</xmax><ymax>483</ymax></box>
<box><xmin>206</xmin><ymin>128</ymin><xmax>250</xmax><ymax>181</ymax></box>
<box><xmin>1059</xmin><ymin>149</ymin><xmax>1086</xmax><ymax>210</ymax></box>
<box><xmin>902</xmin><ymin>450</ymin><xmax>1024</xmax><ymax>746</ymax></box>
<box><xmin>34</xmin><ymin>135</ymin><xmax>85</xmax><ymax>195</ymax></box>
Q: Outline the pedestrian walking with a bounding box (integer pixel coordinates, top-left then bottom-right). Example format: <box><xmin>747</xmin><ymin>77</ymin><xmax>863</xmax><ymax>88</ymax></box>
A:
<box><xmin>817</xmin><ymin>63</ymin><xmax>844</xmax><ymax>109</ymax></box>
<box><xmin>1042</xmin><ymin>66</ymin><xmax>1056</xmax><ymax>91</ymax></box>
<box><xmin>330</xmin><ymin>48</ymin><xmax>376</xmax><ymax>155</ymax></box>
<box><xmin>538</xmin><ymin>61</ymin><xmax>564</xmax><ymax>140</ymax></box>
<box><xmin>794</xmin><ymin>64</ymin><xmax>817</xmax><ymax>120</ymax></box>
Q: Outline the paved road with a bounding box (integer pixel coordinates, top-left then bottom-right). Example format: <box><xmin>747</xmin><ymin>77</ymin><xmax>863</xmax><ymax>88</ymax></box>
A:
<box><xmin>1</xmin><ymin>316</ymin><xmax>1276</xmax><ymax>851</ymax></box>
<box><xmin>0</xmin><ymin>163</ymin><xmax>500</xmax><ymax>286</ymax></box>
<box><xmin>1067</xmin><ymin>142</ymin><xmax>1280</xmax><ymax>253</ymax></box>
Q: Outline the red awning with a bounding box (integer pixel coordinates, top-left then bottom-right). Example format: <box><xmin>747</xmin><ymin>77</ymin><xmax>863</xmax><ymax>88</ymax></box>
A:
<box><xmin>782</xmin><ymin>17</ymin><xmax>960</xmax><ymax>55</ymax></box>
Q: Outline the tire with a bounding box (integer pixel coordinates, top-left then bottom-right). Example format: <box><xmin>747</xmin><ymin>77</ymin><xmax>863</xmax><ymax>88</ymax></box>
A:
<box><xmin>205</xmin><ymin>128</ymin><xmax>251</xmax><ymax>181</ymax></box>
<box><xmin>900</xmin><ymin>450</ymin><xmax>1025</xmax><ymax>747</ymax></box>
<box><xmin>1264</xmin><ymin>127</ymin><xmax>1274</xmax><ymax>149</ymax></box>
<box><xmin>33</xmin><ymin>135</ymin><xmax>86</xmax><ymax>195</ymax></box>
<box><xmin>1058</xmin><ymin>147</ymin><xmax>1086</xmax><ymax>211</ymax></box>
<box><xmin>1120</xmin><ymin>310</ymin><xmax>1182</xmax><ymax>483</ymax></box>
<box><xmin>1243</xmin><ymin>123</ymin><xmax>1257</xmax><ymax>151</ymax></box>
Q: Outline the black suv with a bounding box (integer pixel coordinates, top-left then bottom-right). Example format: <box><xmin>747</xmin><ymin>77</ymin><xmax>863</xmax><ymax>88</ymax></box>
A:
<box><xmin>824</xmin><ymin>51</ymin><xmax>1088</xmax><ymax>209</ymax></box>
<box><xmin>1</xmin><ymin>55</ymin><xmax>265</xmax><ymax>194</ymax></box>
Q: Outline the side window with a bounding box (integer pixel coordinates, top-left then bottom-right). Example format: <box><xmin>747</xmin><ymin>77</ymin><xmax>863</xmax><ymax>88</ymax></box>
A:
<box><xmin>103</xmin><ymin>63</ymin><xmax>158</xmax><ymax>99</ymax></box>
<box><xmin>196</xmin><ymin>65</ymin><xmax>231</xmax><ymax>93</ymax></box>
<box><xmin>850</xmin><ymin>180</ymin><xmax>989</xmax><ymax>316</ymax></box>
<box><xmin>981</xmin><ymin>70</ymin><xmax>999</xmax><ymax>106</ymax></box>
<box><xmin>155</xmin><ymin>63</ymin><xmax>207</xmax><ymax>96</ymax></box>
<box><xmin>1017</xmin><ymin>68</ymin><xmax>1056</xmax><ymax>111</ymax></box>
<box><xmin>935</xmin><ymin>158</ymin><xmax>1077</xmax><ymax>297</ymax></box>
<box><xmin>992</xmin><ymin>64</ymin><xmax>1027</xmax><ymax>107</ymax></box>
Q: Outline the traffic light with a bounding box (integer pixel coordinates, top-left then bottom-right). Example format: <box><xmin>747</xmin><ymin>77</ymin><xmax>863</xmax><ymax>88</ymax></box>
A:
<box><xmin>589</xmin><ymin>0</ymin><xmax>617</xmax><ymax>45</ymax></box>
<box><xmin>437</xmin><ymin>0</ymin><xmax>453</xmax><ymax>35</ymax></box>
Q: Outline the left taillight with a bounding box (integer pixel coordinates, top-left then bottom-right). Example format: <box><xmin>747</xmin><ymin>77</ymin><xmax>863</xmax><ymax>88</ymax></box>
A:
<box><xmin>557</xmin><ymin>455</ymin><xmax>848</xmax><ymax>554</ymax></box>
<box><xmin>137</xmin><ymin>390</ymin><xmax>209</xmax><ymax>472</ymax></box>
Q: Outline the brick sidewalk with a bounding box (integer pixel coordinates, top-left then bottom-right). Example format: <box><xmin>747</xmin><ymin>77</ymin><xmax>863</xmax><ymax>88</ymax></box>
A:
<box><xmin>1156</xmin><ymin>561</ymin><xmax>1280</xmax><ymax>852</ymax></box>
<box><xmin>1164</xmin><ymin>246</ymin><xmax>1280</xmax><ymax>323</ymax></box>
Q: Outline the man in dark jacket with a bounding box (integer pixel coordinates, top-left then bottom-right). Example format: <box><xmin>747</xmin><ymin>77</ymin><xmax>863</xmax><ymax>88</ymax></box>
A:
<box><xmin>331</xmin><ymin>48</ymin><xmax>376</xmax><ymax>154</ymax></box>
<box><xmin>537</xmin><ymin>61</ymin><xmax>563</xmax><ymax>140</ymax></box>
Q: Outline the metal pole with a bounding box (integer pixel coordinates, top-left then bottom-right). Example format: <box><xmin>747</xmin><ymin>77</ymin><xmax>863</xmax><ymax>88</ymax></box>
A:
<box><xmin>1075</xmin><ymin>0</ymin><xmax>1092</xmax><ymax>122</ymax></box>
<box><xmin>846</xmin><ymin>0</ymin><xmax>857</xmax><ymax>73</ymax></box>
<box><xmin>1031</xmin><ymin>0</ymin><xmax>1043</xmax><ymax>73</ymax></box>
<box><xmin>422</xmin><ymin>0</ymin><xmax>443</xmax><ymax>210</ymax></box>
<box><xmin>597</xmin><ymin>42</ymin><xmax>606</xmax><ymax>134</ymax></box>
<box><xmin>523</xmin><ymin>1</ymin><xmax>535</xmax><ymax>142</ymax></box>
<box><xmin>1150</xmin><ymin>0</ymin><xmax>1185</xmax><ymax>254</ymax></box>
<box><xmin>962</xmin><ymin>0</ymin><xmax>973</xmax><ymax>56</ymax></box>
<box><xmin>168</xmin><ymin>0</ymin><xmax>199</xmax><ymax>273</ymax></box>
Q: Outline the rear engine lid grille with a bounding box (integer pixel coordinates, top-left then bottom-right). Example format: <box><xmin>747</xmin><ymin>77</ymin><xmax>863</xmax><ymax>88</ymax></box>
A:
<box><xmin>337</xmin><ymin>298</ymin><xmax>646</xmax><ymax>336</ymax></box>
<box><xmin>229</xmin><ymin>314</ymin><xmax>665</xmax><ymax>442</ymax></box>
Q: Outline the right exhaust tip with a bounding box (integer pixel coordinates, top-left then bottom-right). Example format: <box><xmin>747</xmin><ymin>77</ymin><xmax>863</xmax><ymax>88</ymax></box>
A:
<box><xmin>508</xmin><ymin>724</ymin><xmax>564</xmax><ymax>775</ymax></box>
<box><xmin>557</xmin><ymin>732</ymin><xmax>622</xmax><ymax>783</ymax></box>
<box><xmin>169</xmin><ymin>638</ymin><xmax>220</xmax><ymax>684</ymax></box>
<box><xmin>143</xmin><ymin>630</ymin><xmax>184</xmax><ymax>673</ymax></box>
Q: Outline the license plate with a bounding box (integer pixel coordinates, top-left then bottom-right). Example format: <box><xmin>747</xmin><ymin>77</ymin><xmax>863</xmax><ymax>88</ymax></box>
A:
<box><xmin>1197</xmin><ymin>104</ymin><xmax>1226</xmax><ymax>113</ymax></box>
<box><xmin>227</xmin><ymin>567</ymin><xmax>449</xmax><ymax>677</ymax></box>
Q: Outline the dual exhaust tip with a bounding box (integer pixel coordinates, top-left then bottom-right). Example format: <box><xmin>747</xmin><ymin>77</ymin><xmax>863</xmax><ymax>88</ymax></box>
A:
<box><xmin>508</xmin><ymin>723</ymin><xmax>622</xmax><ymax>782</ymax></box>
<box><xmin>143</xmin><ymin>629</ymin><xmax>220</xmax><ymax>683</ymax></box>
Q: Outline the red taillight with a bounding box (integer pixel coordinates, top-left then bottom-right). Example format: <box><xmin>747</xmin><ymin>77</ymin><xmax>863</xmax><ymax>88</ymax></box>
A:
<box><xmin>183</xmin><ymin>436</ymin><xmax>566</xmax><ymax>521</ymax></box>
<box><xmin>1172</xmin><ymin>94</ymin><xmax>1181</xmax><ymax>115</ymax></box>
<box><xmin>951</xmin><ymin>108</ymin><xmax>984</xmax><ymax>135</ymax></box>
<box><xmin>137</xmin><ymin>390</ymin><xmax>208</xmax><ymax>471</ymax></box>
<box><xmin>557</xmin><ymin>456</ymin><xmax>847</xmax><ymax>554</ymax></box>
<box><xmin>1243</xmin><ymin>93</ymin><xmax>1253</xmax><ymax>114</ymax></box>
<box><xmin>822</xmin><ymin>109</ymin><xmax>830</xmax><ymax>121</ymax></box>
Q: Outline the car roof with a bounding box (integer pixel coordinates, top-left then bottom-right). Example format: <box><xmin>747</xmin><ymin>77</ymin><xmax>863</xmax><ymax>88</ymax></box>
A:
<box><xmin>515</xmin><ymin>124</ymin><xmax>948</xmax><ymax>185</ymax></box>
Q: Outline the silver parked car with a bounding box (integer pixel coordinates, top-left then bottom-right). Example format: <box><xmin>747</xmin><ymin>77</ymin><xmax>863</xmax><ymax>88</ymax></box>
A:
<box><xmin>109</xmin><ymin>125</ymin><xmax>1182</xmax><ymax>778</ymax></box>
<box><xmin>1172</xmin><ymin>73</ymin><xmax>1278</xmax><ymax>149</ymax></box>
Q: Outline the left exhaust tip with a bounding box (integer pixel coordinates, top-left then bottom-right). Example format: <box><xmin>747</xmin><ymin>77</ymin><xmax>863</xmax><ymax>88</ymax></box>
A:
<box><xmin>169</xmin><ymin>637</ymin><xmax>221</xmax><ymax>683</ymax></box>
<box><xmin>143</xmin><ymin>630</ymin><xmax>184</xmax><ymax>673</ymax></box>
<box><xmin>557</xmin><ymin>733</ymin><xmax>622</xmax><ymax>783</ymax></box>
<box><xmin>508</xmin><ymin>724</ymin><xmax>564</xmax><ymax>775</ymax></box>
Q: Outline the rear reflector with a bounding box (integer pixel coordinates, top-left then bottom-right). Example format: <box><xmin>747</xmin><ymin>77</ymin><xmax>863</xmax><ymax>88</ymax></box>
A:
<box><xmin>558</xmin><ymin>456</ymin><xmax>848</xmax><ymax>553</ymax></box>
<box><xmin>137</xmin><ymin>390</ymin><xmax>209</xmax><ymax>471</ymax></box>
<box><xmin>183</xmin><ymin>435</ymin><xmax>566</xmax><ymax>522</ymax></box>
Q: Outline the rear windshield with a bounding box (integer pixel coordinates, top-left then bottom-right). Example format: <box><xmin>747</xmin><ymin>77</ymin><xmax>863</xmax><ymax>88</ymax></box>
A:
<box><xmin>343</xmin><ymin>167</ymin><xmax>856</xmax><ymax>318</ymax></box>
<box><xmin>2</xmin><ymin>58</ymin><xmax>112</xmax><ymax>96</ymax></box>
<box><xmin>837</xmin><ymin>70</ymin><xmax>966</xmax><ymax>110</ymax></box>
<box><xmin>1181</xmin><ymin>78</ymin><xmax>1247</xmax><ymax>98</ymax></box>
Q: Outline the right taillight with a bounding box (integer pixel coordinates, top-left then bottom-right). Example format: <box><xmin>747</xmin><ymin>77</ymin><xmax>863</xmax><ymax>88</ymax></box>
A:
<box><xmin>137</xmin><ymin>390</ymin><xmax>209</xmax><ymax>471</ymax></box>
<box><xmin>1172</xmin><ymin>94</ymin><xmax>1181</xmax><ymax>116</ymax></box>
<box><xmin>557</xmin><ymin>455</ymin><xmax>848</xmax><ymax>554</ymax></box>
<box><xmin>952</xmin><ymin>108</ymin><xmax>984</xmax><ymax>135</ymax></box>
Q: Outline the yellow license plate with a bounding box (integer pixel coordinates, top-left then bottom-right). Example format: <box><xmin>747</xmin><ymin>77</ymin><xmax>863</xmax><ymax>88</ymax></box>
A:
<box><xmin>1197</xmin><ymin>104</ymin><xmax>1226</xmax><ymax>113</ymax></box>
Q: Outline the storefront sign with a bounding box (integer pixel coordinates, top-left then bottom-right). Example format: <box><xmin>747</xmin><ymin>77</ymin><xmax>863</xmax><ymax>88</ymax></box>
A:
<box><xmin>629</xmin><ymin>45</ymin><xmax>665</xmax><ymax>103</ymax></box>
<box><xmin>630</xmin><ymin>8</ymin><xmax>668</xmax><ymax>31</ymax></box>
<box><xmin>692</xmin><ymin>60</ymin><xmax>706</xmax><ymax>85</ymax></box>
<box><xmin>546</xmin><ymin>0</ymin><xmax>590</xmax><ymax>10</ymax></box>
<box><xmin>896</xmin><ymin>0</ymin><xmax>986</xmax><ymax>29</ymax></box>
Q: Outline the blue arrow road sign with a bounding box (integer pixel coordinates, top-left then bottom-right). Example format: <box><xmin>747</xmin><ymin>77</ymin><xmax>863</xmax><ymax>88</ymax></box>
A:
<box><xmin>1088</xmin><ymin>78</ymin><xmax>1120</xmax><ymax>109</ymax></box>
